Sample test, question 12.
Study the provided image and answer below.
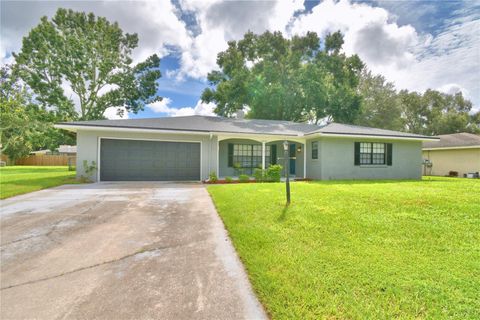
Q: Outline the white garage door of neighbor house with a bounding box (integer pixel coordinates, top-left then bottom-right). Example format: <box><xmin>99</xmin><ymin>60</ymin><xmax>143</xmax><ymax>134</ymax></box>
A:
<box><xmin>99</xmin><ymin>139</ymin><xmax>201</xmax><ymax>181</ymax></box>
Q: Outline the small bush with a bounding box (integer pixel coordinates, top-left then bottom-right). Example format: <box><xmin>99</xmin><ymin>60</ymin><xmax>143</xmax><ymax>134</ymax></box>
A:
<box><xmin>448</xmin><ymin>171</ymin><xmax>458</xmax><ymax>177</ymax></box>
<box><xmin>266</xmin><ymin>164</ymin><xmax>283</xmax><ymax>182</ymax></box>
<box><xmin>225</xmin><ymin>176</ymin><xmax>233</xmax><ymax>183</ymax></box>
<box><xmin>209</xmin><ymin>171</ymin><xmax>218</xmax><ymax>183</ymax></box>
<box><xmin>233</xmin><ymin>162</ymin><xmax>243</xmax><ymax>176</ymax></box>
<box><xmin>81</xmin><ymin>160</ymin><xmax>97</xmax><ymax>182</ymax></box>
<box><xmin>239</xmin><ymin>174</ymin><xmax>250</xmax><ymax>183</ymax></box>
<box><xmin>253</xmin><ymin>168</ymin><xmax>265</xmax><ymax>182</ymax></box>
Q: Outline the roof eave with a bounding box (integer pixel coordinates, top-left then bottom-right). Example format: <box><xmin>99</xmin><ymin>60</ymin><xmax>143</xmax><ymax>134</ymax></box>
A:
<box><xmin>54</xmin><ymin>124</ymin><xmax>211</xmax><ymax>136</ymax></box>
<box><xmin>54</xmin><ymin>123</ymin><xmax>304</xmax><ymax>137</ymax></box>
<box><xmin>305</xmin><ymin>131</ymin><xmax>439</xmax><ymax>141</ymax></box>
<box><xmin>422</xmin><ymin>145</ymin><xmax>480</xmax><ymax>151</ymax></box>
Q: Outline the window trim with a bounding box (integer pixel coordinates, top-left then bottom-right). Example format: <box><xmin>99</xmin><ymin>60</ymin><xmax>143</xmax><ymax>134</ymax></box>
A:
<box><xmin>359</xmin><ymin>142</ymin><xmax>386</xmax><ymax>165</ymax></box>
<box><xmin>311</xmin><ymin>141</ymin><xmax>318</xmax><ymax>160</ymax></box>
<box><xmin>229</xmin><ymin>143</ymin><xmax>273</xmax><ymax>168</ymax></box>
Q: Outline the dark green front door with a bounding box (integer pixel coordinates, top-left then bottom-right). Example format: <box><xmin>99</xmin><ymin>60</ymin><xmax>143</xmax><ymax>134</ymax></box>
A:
<box><xmin>289</xmin><ymin>144</ymin><xmax>296</xmax><ymax>175</ymax></box>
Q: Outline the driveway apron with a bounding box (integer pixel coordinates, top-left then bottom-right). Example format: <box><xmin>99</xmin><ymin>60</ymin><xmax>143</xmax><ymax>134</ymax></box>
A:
<box><xmin>0</xmin><ymin>182</ymin><xmax>266</xmax><ymax>320</ymax></box>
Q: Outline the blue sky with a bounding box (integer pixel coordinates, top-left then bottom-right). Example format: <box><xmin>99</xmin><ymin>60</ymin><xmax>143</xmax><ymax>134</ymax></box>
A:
<box><xmin>1</xmin><ymin>0</ymin><xmax>479</xmax><ymax>119</ymax></box>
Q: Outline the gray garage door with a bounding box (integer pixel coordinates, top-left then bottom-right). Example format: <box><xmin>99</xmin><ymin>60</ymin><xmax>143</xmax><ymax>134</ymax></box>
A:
<box><xmin>100</xmin><ymin>139</ymin><xmax>201</xmax><ymax>181</ymax></box>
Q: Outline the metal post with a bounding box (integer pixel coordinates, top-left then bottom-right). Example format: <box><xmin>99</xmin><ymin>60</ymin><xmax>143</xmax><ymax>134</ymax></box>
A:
<box><xmin>283</xmin><ymin>140</ymin><xmax>290</xmax><ymax>205</ymax></box>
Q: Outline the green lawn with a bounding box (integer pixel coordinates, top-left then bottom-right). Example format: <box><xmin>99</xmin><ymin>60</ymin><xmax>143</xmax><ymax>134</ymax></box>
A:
<box><xmin>0</xmin><ymin>166</ymin><xmax>80</xmax><ymax>199</ymax></box>
<box><xmin>208</xmin><ymin>177</ymin><xmax>480</xmax><ymax>319</ymax></box>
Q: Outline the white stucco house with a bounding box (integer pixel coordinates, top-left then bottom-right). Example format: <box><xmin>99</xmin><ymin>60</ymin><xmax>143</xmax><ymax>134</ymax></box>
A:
<box><xmin>55</xmin><ymin>116</ymin><xmax>438</xmax><ymax>182</ymax></box>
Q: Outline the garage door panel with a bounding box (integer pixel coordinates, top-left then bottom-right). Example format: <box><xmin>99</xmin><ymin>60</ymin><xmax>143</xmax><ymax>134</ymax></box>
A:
<box><xmin>100</xmin><ymin>139</ymin><xmax>201</xmax><ymax>181</ymax></box>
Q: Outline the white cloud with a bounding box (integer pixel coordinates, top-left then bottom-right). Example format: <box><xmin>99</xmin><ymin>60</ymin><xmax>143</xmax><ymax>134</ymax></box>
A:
<box><xmin>0</xmin><ymin>0</ymin><xmax>190</xmax><ymax>64</ymax></box>
<box><xmin>289</xmin><ymin>0</ymin><xmax>479</xmax><ymax>108</ymax></box>
<box><xmin>174</xmin><ymin>0</ymin><xmax>304</xmax><ymax>79</ymax></box>
<box><xmin>148</xmin><ymin>98</ymin><xmax>216</xmax><ymax>117</ymax></box>
<box><xmin>103</xmin><ymin>107</ymin><xmax>129</xmax><ymax>119</ymax></box>
<box><xmin>382</xmin><ymin>16</ymin><xmax>479</xmax><ymax>108</ymax></box>
<box><xmin>148</xmin><ymin>97</ymin><xmax>174</xmax><ymax>113</ymax></box>
<box><xmin>437</xmin><ymin>83</ymin><xmax>470</xmax><ymax>97</ymax></box>
<box><xmin>290</xmin><ymin>0</ymin><xmax>419</xmax><ymax>70</ymax></box>
<box><xmin>2</xmin><ymin>0</ymin><xmax>479</xmax><ymax>111</ymax></box>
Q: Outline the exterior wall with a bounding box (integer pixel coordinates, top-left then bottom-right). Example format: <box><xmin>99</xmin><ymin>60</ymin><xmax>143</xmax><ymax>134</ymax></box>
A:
<box><xmin>76</xmin><ymin>128</ymin><xmax>423</xmax><ymax>181</ymax></box>
<box><xmin>218</xmin><ymin>139</ymin><xmax>304</xmax><ymax>177</ymax></box>
<box><xmin>422</xmin><ymin>148</ymin><xmax>480</xmax><ymax>177</ymax></box>
<box><xmin>307</xmin><ymin>137</ymin><xmax>422</xmax><ymax>180</ymax></box>
<box><xmin>76</xmin><ymin>129</ymin><xmax>217</xmax><ymax>181</ymax></box>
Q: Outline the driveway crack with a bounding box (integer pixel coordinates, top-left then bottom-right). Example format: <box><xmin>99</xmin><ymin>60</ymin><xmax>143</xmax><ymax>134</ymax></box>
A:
<box><xmin>1</xmin><ymin>200</ymin><xmax>104</xmax><ymax>248</ymax></box>
<box><xmin>1</xmin><ymin>240</ymin><xmax>201</xmax><ymax>291</ymax></box>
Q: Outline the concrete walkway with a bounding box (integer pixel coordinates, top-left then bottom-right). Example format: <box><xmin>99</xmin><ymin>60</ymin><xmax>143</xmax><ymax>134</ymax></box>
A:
<box><xmin>0</xmin><ymin>182</ymin><xmax>266</xmax><ymax>319</ymax></box>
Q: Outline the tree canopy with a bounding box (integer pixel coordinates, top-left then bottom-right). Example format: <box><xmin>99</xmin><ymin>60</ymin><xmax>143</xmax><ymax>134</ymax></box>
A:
<box><xmin>0</xmin><ymin>65</ymin><xmax>73</xmax><ymax>160</ymax></box>
<box><xmin>13</xmin><ymin>8</ymin><xmax>162</xmax><ymax>121</ymax></box>
<box><xmin>399</xmin><ymin>89</ymin><xmax>478</xmax><ymax>135</ymax></box>
<box><xmin>202</xmin><ymin>31</ymin><xmax>363</xmax><ymax>124</ymax></box>
<box><xmin>354</xmin><ymin>70</ymin><xmax>403</xmax><ymax>131</ymax></box>
<box><xmin>356</xmin><ymin>69</ymin><xmax>479</xmax><ymax>135</ymax></box>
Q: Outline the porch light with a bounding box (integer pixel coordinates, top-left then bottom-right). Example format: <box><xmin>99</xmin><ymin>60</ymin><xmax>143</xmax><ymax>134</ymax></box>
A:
<box><xmin>297</xmin><ymin>145</ymin><xmax>302</xmax><ymax>153</ymax></box>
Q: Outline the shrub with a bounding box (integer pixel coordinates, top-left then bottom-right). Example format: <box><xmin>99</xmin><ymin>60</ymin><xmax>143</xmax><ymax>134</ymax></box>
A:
<box><xmin>233</xmin><ymin>162</ymin><xmax>243</xmax><ymax>176</ymax></box>
<box><xmin>81</xmin><ymin>160</ymin><xmax>97</xmax><ymax>182</ymax></box>
<box><xmin>209</xmin><ymin>171</ymin><xmax>218</xmax><ymax>183</ymax></box>
<box><xmin>239</xmin><ymin>174</ymin><xmax>250</xmax><ymax>183</ymax></box>
<box><xmin>266</xmin><ymin>164</ymin><xmax>283</xmax><ymax>182</ymax></box>
<box><xmin>448</xmin><ymin>171</ymin><xmax>458</xmax><ymax>177</ymax></box>
<box><xmin>225</xmin><ymin>176</ymin><xmax>233</xmax><ymax>183</ymax></box>
<box><xmin>253</xmin><ymin>168</ymin><xmax>265</xmax><ymax>182</ymax></box>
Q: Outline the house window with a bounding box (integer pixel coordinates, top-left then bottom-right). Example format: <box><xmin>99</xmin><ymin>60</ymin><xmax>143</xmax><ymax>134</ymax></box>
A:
<box><xmin>312</xmin><ymin>141</ymin><xmax>318</xmax><ymax>159</ymax></box>
<box><xmin>360</xmin><ymin>142</ymin><xmax>386</xmax><ymax>165</ymax></box>
<box><xmin>232</xmin><ymin>144</ymin><xmax>271</xmax><ymax>168</ymax></box>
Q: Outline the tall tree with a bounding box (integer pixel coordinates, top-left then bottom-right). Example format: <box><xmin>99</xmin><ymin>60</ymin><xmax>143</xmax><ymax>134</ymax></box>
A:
<box><xmin>355</xmin><ymin>70</ymin><xmax>403</xmax><ymax>131</ymax></box>
<box><xmin>423</xmin><ymin>90</ymin><xmax>475</xmax><ymax>135</ymax></box>
<box><xmin>13</xmin><ymin>8</ymin><xmax>162</xmax><ymax>121</ymax></box>
<box><xmin>398</xmin><ymin>90</ymin><xmax>429</xmax><ymax>134</ymax></box>
<box><xmin>202</xmin><ymin>31</ymin><xmax>363</xmax><ymax>123</ymax></box>
<box><xmin>398</xmin><ymin>89</ymin><xmax>478</xmax><ymax>135</ymax></box>
<box><xmin>0</xmin><ymin>65</ymin><xmax>66</xmax><ymax>160</ymax></box>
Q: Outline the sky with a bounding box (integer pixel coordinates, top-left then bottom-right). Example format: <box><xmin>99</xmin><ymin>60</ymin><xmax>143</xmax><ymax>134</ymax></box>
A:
<box><xmin>1</xmin><ymin>0</ymin><xmax>479</xmax><ymax>119</ymax></box>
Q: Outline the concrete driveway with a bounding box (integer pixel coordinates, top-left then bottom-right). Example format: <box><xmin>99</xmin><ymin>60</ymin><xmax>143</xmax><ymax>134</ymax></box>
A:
<box><xmin>0</xmin><ymin>183</ymin><xmax>266</xmax><ymax>320</ymax></box>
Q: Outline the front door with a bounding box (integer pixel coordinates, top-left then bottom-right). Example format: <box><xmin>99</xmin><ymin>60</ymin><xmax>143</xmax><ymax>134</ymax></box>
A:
<box><xmin>289</xmin><ymin>144</ymin><xmax>296</xmax><ymax>175</ymax></box>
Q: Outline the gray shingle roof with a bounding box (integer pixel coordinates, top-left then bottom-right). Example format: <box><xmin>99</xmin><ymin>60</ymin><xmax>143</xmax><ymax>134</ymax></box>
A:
<box><xmin>422</xmin><ymin>133</ymin><xmax>480</xmax><ymax>149</ymax></box>
<box><xmin>58</xmin><ymin>115</ymin><xmax>436</xmax><ymax>139</ymax></box>
<box><xmin>309</xmin><ymin>123</ymin><xmax>435</xmax><ymax>139</ymax></box>
<box><xmin>58</xmin><ymin>116</ymin><xmax>318</xmax><ymax>136</ymax></box>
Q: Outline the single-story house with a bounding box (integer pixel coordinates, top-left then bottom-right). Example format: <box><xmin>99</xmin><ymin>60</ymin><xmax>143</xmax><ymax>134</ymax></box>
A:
<box><xmin>30</xmin><ymin>145</ymin><xmax>77</xmax><ymax>156</ymax></box>
<box><xmin>422</xmin><ymin>132</ymin><xmax>480</xmax><ymax>177</ymax></box>
<box><xmin>55</xmin><ymin>116</ymin><xmax>437</xmax><ymax>182</ymax></box>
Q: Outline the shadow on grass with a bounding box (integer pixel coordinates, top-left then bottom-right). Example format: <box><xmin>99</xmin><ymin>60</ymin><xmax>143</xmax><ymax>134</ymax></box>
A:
<box><xmin>278</xmin><ymin>205</ymin><xmax>290</xmax><ymax>222</ymax></box>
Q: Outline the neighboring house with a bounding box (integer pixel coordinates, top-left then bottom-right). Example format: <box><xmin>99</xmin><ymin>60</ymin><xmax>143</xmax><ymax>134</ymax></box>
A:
<box><xmin>57</xmin><ymin>145</ymin><xmax>77</xmax><ymax>155</ymax></box>
<box><xmin>55</xmin><ymin>116</ymin><xmax>437</xmax><ymax>182</ymax></box>
<box><xmin>30</xmin><ymin>145</ymin><xmax>77</xmax><ymax>156</ymax></box>
<box><xmin>422</xmin><ymin>133</ymin><xmax>480</xmax><ymax>177</ymax></box>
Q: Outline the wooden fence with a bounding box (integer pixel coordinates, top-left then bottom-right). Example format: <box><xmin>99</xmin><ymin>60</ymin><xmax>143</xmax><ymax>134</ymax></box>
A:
<box><xmin>14</xmin><ymin>155</ymin><xmax>76</xmax><ymax>166</ymax></box>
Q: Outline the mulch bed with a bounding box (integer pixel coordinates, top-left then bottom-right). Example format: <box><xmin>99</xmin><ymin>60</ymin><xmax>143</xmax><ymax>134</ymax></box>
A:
<box><xmin>203</xmin><ymin>178</ymin><xmax>312</xmax><ymax>184</ymax></box>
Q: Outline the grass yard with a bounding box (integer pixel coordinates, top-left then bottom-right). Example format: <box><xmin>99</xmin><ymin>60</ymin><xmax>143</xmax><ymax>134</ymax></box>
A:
<box><xmin>208</xmin><ymin>177</ymin><xmax>480</xmax><ymax>319</ymax></box>
<box><xmin>0</xmin><ymin>166</ymin><xmax>80</xmax><ymax>199</ymax></box>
